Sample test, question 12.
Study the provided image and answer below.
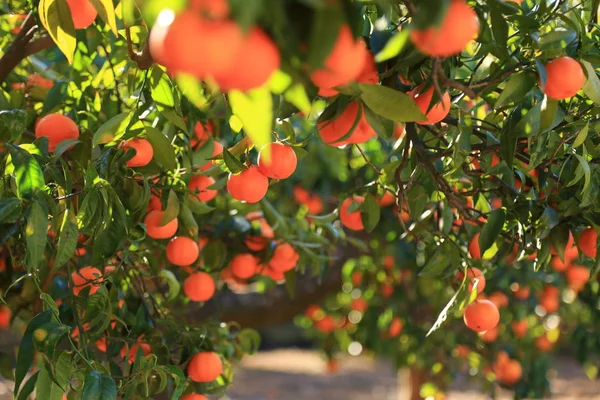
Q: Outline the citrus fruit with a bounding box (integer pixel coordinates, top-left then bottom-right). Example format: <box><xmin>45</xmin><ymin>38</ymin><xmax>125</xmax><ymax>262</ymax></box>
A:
<box><xmin>318</xmin><ymin>102</ymin><xmax>376</xmax><ymax>146</ymax></box>
<box><xmin>144</xmin><ymin>210</ymin><xmax>178</xmax><ymax>239</ymax></box>
<box><xmin>457</xmin><ymin>267</ymin><xmax>486</xmax><ymax>293</ymax></box>
<box><xmin>188</xmin><ymin>352</ymin><xmax>223</xmax><ymax>382</ymax></box>
<box><xmin>269</xmin><ymin>243</ymin><xmax>299</xmax><ymax>272</ymax></box>
<box><xmin>71</xmin><ymin>266</ymin><xmax>103</xmax><ymax>296</ymax></box>
<box><xmin>66</xmin><ymin>0</ymin><xmax>98</xmax><ymax>29</ymax></box>
<box><xmin>0</xmin><ymin>306</ymin><xmax>11</xmax><ymax>328</ymax></box>
<box><xmin>166</xmin><ymin>236</ymin><xmax>200</xmax><ymax>266</ymax></box>
<box><xmin>339</xmin><ymin>196</ymin><xmax>364</xmax><ymax>231</ymax></box>
<box><xmin>188</xmin><ymin>175</ymin><xmax>217</xmax><ymax>202</ymax></box>
<box><xmin>35</xmin><ymin>113</ymin><xmax>79</xmax><ymax>152</ymax></box>
<box><xmin>257</xmin><ymin>142</ymin><xmax>297</xmax><ymax>179</ymax></box>
<box><xmin>227</xmin><ymin>166</ymin><xmax>269</xmax><ymax>203</ymax></box>
<box><xmin>229</xmin><ymin>253</ymin><xmax>260</xmax><ymax>279</ymax></box>
<box><xmin>409</xmin><ymin>85</ymin><xmax>452</xmax><ymax>125</ymax></box>
<box><xmin>463</xmin><ymin>299</ymin><xmax>500</xmax><ymax>332</ymax></box>
<box><xmin>123</xmin><ymin>138</ymin><xmax>154</xmax><ymax>167</ymax></box>
<box><xmin>184</xmin><ymin>272</ymin><xmax>216</xmax><ymax>302</ymax></box>
<box><xmin>541</xmin><ymin>57</ymin><xmax>585</xmax><ymax>100</ymax></box>
<box><xmin>578</xmin><ymin>227</ymin><xmax>597</xmax><ymax>258</ymax></box>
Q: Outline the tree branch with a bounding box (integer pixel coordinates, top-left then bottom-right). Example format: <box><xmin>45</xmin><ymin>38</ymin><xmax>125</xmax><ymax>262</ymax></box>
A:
<box><xmin>126</xmin><ymin>27</ymin><xmax>154</xmax><ymax>70</ymax></box>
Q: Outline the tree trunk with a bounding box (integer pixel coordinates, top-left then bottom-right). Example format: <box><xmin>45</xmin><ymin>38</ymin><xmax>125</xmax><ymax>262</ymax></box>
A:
<box><xmin>397</xmin><ymin>366</ymin><xmax>436</xmax><ymax>400</ymax></box>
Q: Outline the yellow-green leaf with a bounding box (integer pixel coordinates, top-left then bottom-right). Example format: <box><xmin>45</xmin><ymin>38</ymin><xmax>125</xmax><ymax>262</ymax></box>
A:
<box><xmin>229</xmin><ymin>88</ymin><xmax>272</xmax><ymax>159</ymax></box>
<box><xmin>39</xmin><ymin>0</ymin><xmax>77</xmax><ymax>64</ymax></box>
<box><xmin>90</xmin><ymin>0</ymin><xmax>118</xmax><ymax>35</ymax></box>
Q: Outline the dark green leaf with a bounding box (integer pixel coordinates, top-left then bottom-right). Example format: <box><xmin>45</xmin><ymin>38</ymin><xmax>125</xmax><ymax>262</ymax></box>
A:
<box><xmin>81</xmin><ymin>371</ymin><xmax>117</xmax><ymax>400</ymax></box>
<box><xmin>361</xmin><ymin>193</ymin><xmax>380</xmax><ymax>233</ymax></box>
<box><xmin>25</xmin><ymin>199</ymin><xmax>48</xmax><ymax>271</ymax></box>
<box><xmin>223</xmin><ymin>149</ymin><xmax>244</xmax><ymax>174</ymax></box>
<box><xmin>9</xmin><ymin>144</ymin><xmax>45</xmax><ymax>198</ymax></box>
<box><xmin>479</xmin><ymin>209</ymin><xmax>506</xmax><ymax>255</ymax></box>
<box><xmin>54</xmin><ymin>208</ymin><xmax>78</xmax><ymax>269</ymax></box>
<box><xmin>238</xmin><ymin>328</ymin><xmax>261</xmax><ymax>355</ymax></box>
<box><xmin>144</xmin><ymin>125</ymin><xmax>177</xmax><ymax>171</ymax></box>
<box><xmin>16</xmin><ymin>372</ymin><xmax>38</xmax><ymax>400</ymax></box>
<box><xmin>581</xmin><ymin>60</ymin><xmax>600</xmax><ymax>105</ymax></box>
<box><xmin>495</xmin><ymin>71</ymin><xmax>536</xmax><ymax>107</ymax></box>
<box><xmin>14</xmin><ymin>311</ymin><xmax>52</xmax><ymax>397</ymax></box>
<box><xmin>0</xmin><ymin>198</ymin><xmax>22</xmax><ymax>223</ymax></box>
<box><xmin>160</xmin><ymin>189</ymin><xmax>179</xmax><ymax>226</ymax></box>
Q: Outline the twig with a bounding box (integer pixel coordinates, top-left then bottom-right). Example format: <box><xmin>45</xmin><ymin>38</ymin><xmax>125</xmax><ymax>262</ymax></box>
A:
<box><xmin>126</xmin><ymin>27</ymin><xmax>154</xmax><ymax>70</ymax></box>
<box><xmin>355</xmin><ymin>144</ymin><xmax>381</xmax><ymax>176</ymax></box>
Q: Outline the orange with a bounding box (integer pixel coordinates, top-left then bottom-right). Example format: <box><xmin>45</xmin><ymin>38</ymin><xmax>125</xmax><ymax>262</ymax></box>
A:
<box><xmin>539</xmin><ymin>294</ymin><xmax>559</xmax><ymax>313</ymax></box>
<box><xmin>409</xmin><ymin>85</ymin><xmax>452</xmax><ymax>125</ymax></box>
<box><xmin>511</xmin><ymin>319</ymin><xmax>528</xmax><ymax>338</ymax></box>
<box><xmin>550</xmin><ymin>245</ymin><xmax>578</xmax><ymax>271</ymax></box>
<box><xmin>213</xmin><ymin>27</ymin><xmax>280</xmax><ymax>92</ymax></box>
<box><xmin>318</xmin><ymin>49</ymin><xmax>378</xmax><ymax>97</ymax></box>
<box><xmin>311</xmin><ymin>24</ymin><xmax>366</xmax><ymax>91</ymax></box>
<box><xmin>148</xmin><ymin>194</ymin><xmax>162</xmax><ymax>211</ymax></box>
<box><xmin>244</xmin><ymin>236</ymin><xmax>270</xmax><ymax>252</ymax></box>
<box><xmin>381</xmin><ymin>283</ymin><xmax>394</xmax><ymax>297</ymax></box>
<box><xmin>393</xmin><ymin>124</ymin><xmax>405</xmax><ymax>139</ymax></box>
<box><xmin>184</xmin><ymin>272</ymin><xmax>215</xmax><ymax>302</ymax></box>
<box><xmin>541</xmin><ymin>57</ymin><xmax>585</xmax><ymax>100</ymax></box>
<box><xmin>151</xmin><ymin>11</ymin><xmax>243</xmax><ymax>78</ymax></box>
<box><xmin>123</xmin><ymin>139</ymin><xmax>154</xmax><ymax>167</ymax></box>
<box><xmin>181</xmin><ymin>395</ymin><xmax>208</xmax><ymax>400</ymax></box>
<box><xmin>127</xmin><ymin>343</ymin><xmax>151</xmax><ymax>364</ymax></box>
<box><xmin>306</xmin><ymin>197</ymin><xmax>324</xmax><ymax>214</ymax></box>
<box><xmin>550</xmin><ymin>230</ymin><xmax>574</xmax><ymax>255</ymax></box>
<box><xmin>455</xmin><ymin>345</ymin><xmax>470</xmax><ymax>358</ymax></box>
<box><xmin>456</xmin><ymin>267</ymin><xmax>486</xmax><ymax>294</ymax></box>
<box><xmin>189</xmin><ymin>0</ymin><xmax>230</xmax><ymax>19</ymax></box>
<box><xmin>188</xmin><ymin>175</ymin><xmax>217</xmax><ymax>202</ymax></box>
<box><xmin>293</xmin><ymin>186</ymin><xmax>311</xmax><ymax>204</ymax></box>
<box><xmin>166</xmin><ymin>236</ymin><xmax>200</xmax><ymax>266</ymax></box>
<box><xmin>326</xmin><ymin>359</ymin><xmax>339</xmax><ymax>374</ymax></box>
<box><xmin>188</xmin><ymin>352</ymin><xmax>223</xmax><ymax>382</ymax></box>
<box><xmin>339</xmin><ymin>196</ymin><xmax>364</xmax><ymax>231</ymax></box>
<box><xmin>512</xmin><ymin>285</ymin><xmax>530</xmax><ymax>300</ymax></box>
<box><xmin>499</xmin><ymin>360</ymin><xmax>522</xmax><ymax>385</ymax></box>
<box><xmin>383</xmin><ymin>255</ymin><xmax>395</xmax><ymax>270</ymax></box>
<box><xmin>145</xmin><ymin>210</ymin><xmax>178</xmax><ymax>239</ymax></box>
<box><xmin>191</xmin><ymin>121</ymin><xmax>213</xmax><ymax>148</ymax></box>
<box><xmin>535</xmin><ymin>335</ymin><xmax>554</xmax><ymax>352</ymax></box>
<box><xmin>463</xmin><ymin>300</ymin><xmax>500</xmax><ymax>332</ymax></box>
<box><xmin>479</xmin><ymin>326</ymin><xmax>499</xmax><ymax>343</ymax></box>
<box><xmin>71</xmin><ymin>266</ymin><xmax>103</xmax><ymax>296</ymax></box>
<box><xmin>318</xmin><ymin>102</ymin><xmax>376</xmax><ymax>146</ymax></box>
<box><xmin>229</xmin><ymin>253</ymin><xmax>259</xmax><ymax>279</ymax></box>
<box><xmin>264</xmin><ymin>265</ymin><xmax>285</xmax><ymax>281</ymax></box>
<box><xmin>578</xmin><ymin>227</ymin><xmax>597</xmax><ymax>258</ymax></box>
<box><xmin>377</xmin><ymin>192</ymin><xmax>396</xmax><ymax>207</ymax></box>
<box><xmin>305</xmin><ymin>305</ymin><xmax>322</xmax><ymax>320</ymax></box>
<box><xmin>269</xmin><ymin>243</ymin><xmax>299</xmax><ymax>272</ymax></box>
<box><xmin>66</xmin><ymin>0</ymin><xmax>97</xmax><ymax>29</ymax></box>
<box><xmin>227</xmin><ymin>166</ymin><xmax>269</xmax><ymax>203</ymax></box>
<box><xmin>410</xmin><ymin>0</ymin><xmax>479</xmax><ymax>57</ymax></box>
<box><xmin>388</xmin><ymin>317</ymin><xmax>403</xmax><ymax>337</ymax></box>
<box><xmin>0</xmin><ymin>306</ymin><xmax>11</xmax><ymax>328</ymax></box>
<box><xmin>257</xmin><ymin>142</ymin><xmax>297</xmax><ymax>179</ymax></box>
<box><xmin>35</xmin><ymin>113</ymin><xmax>79</xmax><ymax>152</ymax></box>
<box><xmin>351</xmin><ymin>271</ymin><xmax>363</xmax><ymax>286</ymax></box>
<box><xmin>565</xmin><ymin>265</ymin><xmax>590</xmax><ymax>291</ymax></box>
<box><xmin>542</xmin><ymin>285</ymin><xmax>560</xmax><ymax>298</ymax></box>
<box><xmin>351</xmin><ymin>298</ymin><xmax>368</xmax><ymax>312</ymax></box>
<box><xmin>468</xmin><ymin>233</ymin><xmax>481</xmax><ymax>259</ymax></box>
<box><xmin>315</xmin><ymin>315</ymin><xmax>336</xmax><ymax>333</ymax></box>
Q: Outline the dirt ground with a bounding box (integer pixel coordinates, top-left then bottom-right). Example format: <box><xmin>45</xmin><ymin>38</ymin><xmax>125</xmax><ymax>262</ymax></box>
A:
<box><xmin>225</xmin><ymin>349</ymin><xmax>600</xmax><ymax>400</ymax></box>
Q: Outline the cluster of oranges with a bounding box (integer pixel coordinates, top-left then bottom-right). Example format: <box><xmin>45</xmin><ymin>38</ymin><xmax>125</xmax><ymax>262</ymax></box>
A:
<box><xmin>149</xmin><ymin>0</ymin><xmax>279</xmax><ymax>92</ymax></box>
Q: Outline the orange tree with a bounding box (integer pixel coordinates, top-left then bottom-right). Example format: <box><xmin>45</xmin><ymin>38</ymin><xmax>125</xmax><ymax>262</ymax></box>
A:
<box><xmin>1</xmin><ymin>0</ymin><xmax>600</xmax><ymax>399</ymax></box>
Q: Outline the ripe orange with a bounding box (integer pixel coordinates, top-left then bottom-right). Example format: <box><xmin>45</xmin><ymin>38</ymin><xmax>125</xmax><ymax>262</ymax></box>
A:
<box><xmin>541</xmin><ymin>57</ymin><xmax>585</xmax><ymax>100</ymax></box>
<box><xmin>377</xmin><ymin>192</ymin><xmax>396</xmax><ymax>207</ymax></box>
<box><xmin>188</xmin><ymin>352</ymin><xmax>223</xmax><ymax>382</ymax></box>
<box><xmin>229</xmin><ymin>253</ymin><xmax>260</xmax><ymax>279</ymax></box>
<box><xmin>305</xmin><ymin>305</ymin><xmax>322</xmax><ymax>320</ymax></box>
<box><xmin>306</xmin><ymin>196</ymin><xmax>324</xmax><ymax>214</ymax></box>
<box><xmin>311</xmin><ymin>24</ymin><xmax>366</xmax><ymax>91</ymax></box>
<box><xmin>512</xmin><ymin>285</ymin><xmax>530</xmax><ymax>300</ymax></box>
<box><xmin>127</xmin><ymin>343</ymin><xmax>151</xmax><ymax>364</ymax></box>
<box><xmin>181</xmin><ymin>395</ymin><xmax>208</xmax><ymax>400</ymax></box>
<box><xmin>468</xmin><ymin>233</ymin><xmax>481</xmax><ymax>259</ymax></box>
<box><xmin>351</xmin><ymin>271</ymin><xmax>363</xmax><ymax>286</ymax></box>
<box><xmin>550</xmin><ymin>245</ymin><xmax>579</xmax><ymax>271</ymax></box>
<box><xmin>499</xmin><ymin>360</ymin><xmax>522</xmax><ymax>385</ymax></box>
<box><xmin>148</xmin><ymin>194</ymin><xmax>162</xmax><ymax>211</ymax></box>
<box><xmin>456</xmin><ymin>267</ymin><xmax>486</xmax><ymax>294</ymax></box>
<box><xmin>351</xmin><ymin>298</ymin><xmax>368</xmax><ymax>312</ymax></box>
<box><xmin>578</xmin><ymin>227</ymin><xmax>597</xmax><ymax>258</ymax></box>
<box><xmin>166</xmin><ymin>237</ymin><xmax>200</xmax><ymax>266</ymax></box>
<box><xmin>213</xmin><ymin>27</ymin><xmax>280</xmax><ymax>91</ymax></box>
<box><xmin>565</xmin><ymin>265</ymin><xmax>590</xmax><ymax>291</ymax></box>
<box><xmin>388</xmin><ymin>317</ymin><xmax>403</xmax><ymax>337</ymax></box>
<box><xmin>463</xmin><ymin>300</ymin><xmax>500</xmax><ymax>332</ymax></box>
<box><xmin>145</xmin><ymin>210</ymin><xmax>178</xmax><ymax>239</ymax></box>
<box><xmin>0</xmin><ymin>306</ymin><xmax>11</xmax><ymax>328</ymax></box>
<box><xmin>269</xmin><ymin>243</ymin><xmax>299</xmax><ymax>272</ymax></box>
<box><xmin>188</xmin><ymin>175</ymin><xmax>217</xmax><ymax>202</ymax></box>
<box><xmin>318</xmin><ymin>49</ymin><xmax>378</xmax><ymax>97</ymax></box>
<box><xmin>511</xmin><ymin>319</ymin><xmax>528</xmax><ymax>338</ymax></box>
<box><xmin>123</xmin><ymin>139</ymin><xmax>154</xmax><ymax>167</ymax></box>
<box><xmin>542</xmin><ymin>285</ymin><xmax>560</xmax><ymax>298</ymax></box>
<box><xmin>184</xmin><ymin>272</ymin><xmax>215</xmax><ymax>302</ymax></box>
<box><xmin>191</xmin><ymin>121</ymin><xmax>213</xmax><ymax>148</ymax></box>
<box><xmin>339</xmin><ymin>196</ymin><xmax>365</xmax><ymax>231</ymax></box>
<box><xmin>35</xmin><ymin>113</ymin><xmax>79</xmax><ymax>152</ymax></box>
<box><xmin>318</xmin><ymin>102</ymin><xmax>376</xmax><ymax>146</ymax></box>
<box><xmin>315</xmin><ymin>315</ymin><xmax>336</xmax><ymax>333</ymax></box>
<box><xmin>244</xmin><ymin>235</ymin><xmax>269</xmax><ymax>252</ymax></box>
<box><xmin>410</xmin><ymin>0</ymin><xmax>479</xmax><ymax>57</ymax></box>
<box><xmin>393</xmin><ymin>124</ymin><xmax>405</xmax><ymax>139</ymax></box>
<box><xmin>151</xmin><ymin>11</ymin><xmax>243</xmax><ymax>78</ymax></box>
<box><xmin>479</xmin><ymin>326</ymin><xmax>499</xmax><ymax>343</ymax></box>
<box><xmin>293</xmin><ymin>186</ymin><xmax>311</xmax><ymax>204</ymax></box>
<box><xmin>535</xmin><ymin>335</ymin><xmax>554</xmax><ymax>352</ymax></box>
<box><xmin>71</xmin><ymin>266</ymin><xmax>103</xmax><ymax>296</ymax></box>
<box><xmin>227</xmin><ymin>166</ymin><xmax>269</xmax><ymax>204</ymax></box>
<box><xmin>66</xmin><ymin>0</ymin><xmax>98</xmax><ymax>29</ymax></box>
<box><xmin>539</xmin><ymin>294</ymin><xmax>559</xmax><ymax>313</ymax></box>
<box><xmin>257</xmin><ymin>142</ymin><xmax>297</xmax><ymax>179</ymax></box>
<box><xmin>326</xmin><ymin>359</ymin><xmax>339</xmax><ymax>374</ymax></box>
<box><xmin>383</xmin><ymin>255</ymin><xmax>395</xmax><ymax>270</ymax></box>
<box><xmin>409</xmin><ymin>86</ymin><xmax>451</xmax><ymax>125</ymax></box>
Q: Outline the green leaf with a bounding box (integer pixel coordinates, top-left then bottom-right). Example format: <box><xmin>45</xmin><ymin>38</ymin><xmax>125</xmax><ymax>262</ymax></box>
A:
<box><xmin>0</xmin><ymin>109</ymin><xmax>27</xmax><ymax>141</ymax></box>
<box><xmin>581</xmin><ymin>60</ymin><xmax>600</xmax><ymax>105</ymax></box>
<box><xmin>39</xmin><ymin>0</ymin><xmax>76</xmax><ymax>63</ymax></box>
<box><xmin>162</xmin><ymin>366</ymin><xmax>185</xmax><ymax>400</ymax></box>
<box><xmin>495</xmin><ymin>71</ymin><xmax>536</xmax><ymax>107</ymax></box>
<box><xmin>183</xmin><ymin>197</ymin><xmax>216</xmax><ymax>215</ymax></box>
<box><xmin>572</xmin><ymin>121</ymin><xmax>589</xmax><ymax>148</ymax></box>
<box><xmin>307</xmin><ymin>5</ymin><xmax>343</xmax><ymax>68</ymax></box>
<box><xmin>144</xmin><ymin>125</ymin><xmax>177</xmax><ymax>171</ymax></box>
<box><xmin>149</xmin><ymin>65</ymin><xmax>176</xmax><ymax>107</ymax></box>
<box><xmin>223</xmin><ymin>148</ymin><xmax>244</xmax><ymax>174</ymax></box>
<box><xmin>202</xmin><ymin>239</ymin><xmax>227</xmax><ymax>268</ymax></box>
<box><xmin>54</xmin><ymin>208</ymin><xmax>78</xmax><ymax>269</ymax></box>
<box><xmin>283</xmin><ymin>83</ymin><xmax>311</xmax><ymax>115</ymax></box>
<box><xmin>0</xmin><ymin>198</ymin><xmax>22</xmax><ymax>223</ymax></box>
<box><xmin>40</xmin><ymin>293</ymin><xmax>60</xmax><ymax>319</ymax></box>
<box><xmin>375</xmin><ymin>29</ymin><xmax>410</xmax><ymax>62</ymax></box>
<box><xmin>9</xmin><ymin>144</ymin><xmax>45</xmax><ymax>198</ymax></box>
<box><xmin>16</xmin><ymin>372</ymin><xmax>38</xmax><ymax>400</ymax></box>
<box><xmin>539</xmin><ymin>98</ymin><xmax>560</xmax><ymax>133</ymax></box>
<box><xmin>284</xmin><ymin>269</ymin><xmax>296</xmax><ymax>299</ymax></box>
<box><xmin>573</xmin><ymin>153</ymin><xmax>591</xmax><ymax>195</ymax></box>
<box><xmin>238</xmin><ymin>328</ymin><xmax>261</xmax><ymax>355</ymax></box>
<box><xmin>82</xmin><ymin>371</ymin><xmax>117</xmax><ymax>400</ymax></box>
<box><xmin>359</xmin><ymin>84</ymin><xmax>426</xmax><ymax>122</ymax></box>
<box><xmin>93</xmin><ymin>112</ymin><xmax>134</xmax><ymax>145</ymax></box>
<box><xmin>478</xmin><ymin>209</ymin><xmax>506</xmax><ymax>255</ymax></box>
<box><xmin>159</xmin><ymin>270</ymin><xmax>181</xmax><ymax>301</ymax></box>
<box><xmin>178</xmin><ymin>202</ymin><xmax>198</xmax><ymax>238</ymax></box>
<box><xmin>229</xmin><ymin>88</ymin><xmax>273</xmax><ymax>156</ymax></box>
<box><xmin>33</xmin><ymin>322</ymin><xmax>70</xmax><ymax>361</ymax></box>
<box><xmin>490</xmin><ymin>6</ymin><xmax>508</xmax><ymax>51</ymax></box>
<box><xmin>361</xmin><ymin>193</ymin><xmax>380</xmax><ymax>233</ymax></box>
<box><xmin>160</xmin><ymin>189</ymin><xmax>179</xmax><ymax>226</ymax></box>
<box><xmin>89</xmin><ymin>0</ymin><xmax>118</xmax><ymax>35</ymax></box>
<box><xmin>176</xmin><ymin>74</ymin><xmax>208</xmax><ymax>110</ymax></box>
<box><xmin>14</xmin><ymin>311</ymin><xmax>52</xmax><ymax>397</ymax></box>
<box><xmin>550</xmin><ymin>226</ymin><xmax>570</xmax><ymax>262</ymax></box>
<box><xmin>53</xmin><ymin>139</ymin><xmax>81</xmax><ymax>158</ymax></box>
<box><xmin>25</xmin><ymin>199</ymin><xmax>48</xmax><ymax>271</ymax></box>
<box><xmin>419</xmin><ymin>246</ymin><xmax>450</xmax><ymax>277</ymax></box>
